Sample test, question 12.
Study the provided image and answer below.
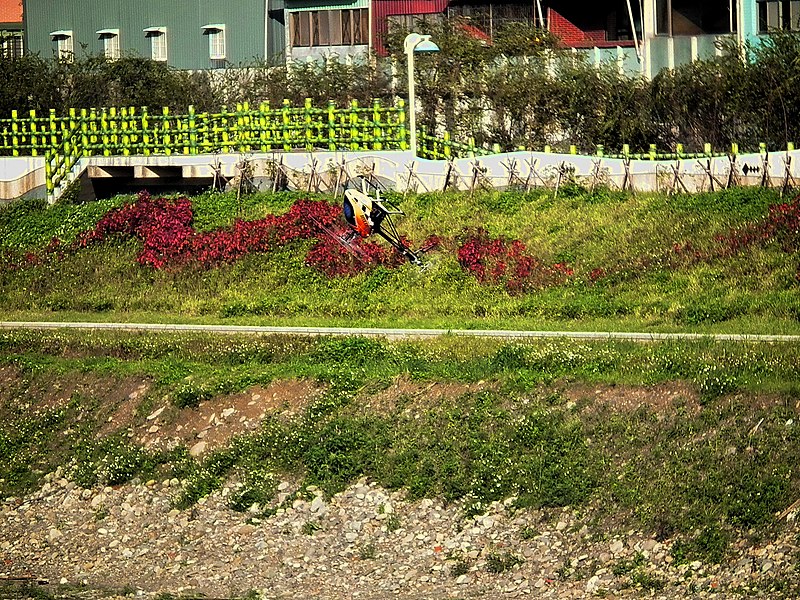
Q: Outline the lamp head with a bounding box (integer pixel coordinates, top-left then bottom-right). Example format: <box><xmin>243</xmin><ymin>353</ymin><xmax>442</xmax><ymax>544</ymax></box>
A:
<box><xmin>404</xmin><ymin>33</ymin><xmax>440</xmax><ymax>54</ymax></box>
<box><xmin>415</xmin><ymin>38</ymin><xmax>440</xmax><ymax>53</ymax></box>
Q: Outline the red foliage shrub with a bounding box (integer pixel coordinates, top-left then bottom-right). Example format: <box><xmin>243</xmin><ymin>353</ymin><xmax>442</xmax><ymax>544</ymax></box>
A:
<box><xmin>716</xmin><ymin>197</ymin><xmax>800</xmax><ymax>254</ymax></box>
<box><xmin>419</xmin><ymin>235</ymin><xmax>442</xmax><ymax>253</ymax></box>
<box><xmin>74</xmin><ymin>191</ymin><xmax>401</xmax><ymax>276</ymax></box>
<box><xmin>75</xmin><ymin>192</ymin><xmax>195</xmax><ymax>269</ymax></box>
<box><xmin>712</xmin><ymin>196</ymin><xmax>800</xmax><ymax>280</ymax></box>
<box><xmin>457</xmin><ymin>229</ymin><xmax>573</xmax><ymax>294</ymax></box>
<box><xmin>304</xmin><ymin>236</ymin><xmax>398</xmax><ymax>277</ymax></box>
<box><xmin>20</xmin><ymin>192</ymin><xmax>798</xmax><ymax>291</ymax></box>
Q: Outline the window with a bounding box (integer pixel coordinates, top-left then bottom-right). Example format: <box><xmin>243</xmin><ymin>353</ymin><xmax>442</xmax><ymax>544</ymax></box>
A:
<box><xmin>50</xmin><ymin>30</ymin><xmax>74</xmax><ymax>61</ymax></box>
<box><xmin>202</xmin><ymin>24</ymin><xmax>226</xmax><ymax>60</ymax></box>
<box><xmin>387</xmin><ymin>14</ymin><xmax>442</xmax><ymax>32</ymax></box>
<box><xmin>290</xmin><ymin>8</ymin><xmax>368</xmax><ymax>47</ymax></box>
<box><xmin>652</xmin><ymin>0</ymin><xmax>738</xmax><ymax>35</ymax></box>
<box><xmin>144</xmin><ymin>27</ymin><xmax>168</xmax><ymax>61</ymax></box>
<box><xmin>292</xmin><ymin>13</ymin><xmax>310</xmax><ymax>46</ymax></box>
<box><xmin>654</xmin><ymin>0</ymin><xmax>671</xmax><ymax>34</ymax></box>
<box><xmin>0</xmin><ymin>31</ymin><xmax>24</xmax><ymax>59</ymax></box>
<box><xmin>758</xmin><ymin>0</ymin><xmax>800</xmax><ymax>31</ymax></box>
<box><xmin>342</xmin><ymin>10</ymin><xmax>352</xmax><ymax>44</ymax></box>
<box><xmin>97</xmin><ymin>29</ymin><xmax>120</xmax><ymax>59</ymax></box>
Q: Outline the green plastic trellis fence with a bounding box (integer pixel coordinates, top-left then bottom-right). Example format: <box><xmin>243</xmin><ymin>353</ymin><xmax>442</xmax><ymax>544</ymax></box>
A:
<box><xmin>0</xmin><ymin>103</ymin><xmax>791</xmax><ymax>161</ymax></box>
<box><xmin>0</xmin><ymin>99</ymin><xmax>794</xmax><ymax>197</ymax></box>
<box><xmin>0</xmin><ymin>99</ymin><xmax>408</xmax><ymax>197</ymax></box>
<box><xmin>416</xmin><ymin>127</ymin><xmax>495</xmax><ymax>160</ymax></box>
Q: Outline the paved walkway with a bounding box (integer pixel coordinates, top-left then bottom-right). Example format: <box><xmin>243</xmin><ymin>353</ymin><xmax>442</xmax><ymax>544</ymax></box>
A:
<box><xmin>2</xmin><ymin>321</ymin><xmax>799</xmax><ymax>342</ymax></box>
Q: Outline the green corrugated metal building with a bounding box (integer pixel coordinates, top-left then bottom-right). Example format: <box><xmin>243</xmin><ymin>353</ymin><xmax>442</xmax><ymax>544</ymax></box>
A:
<box><xmin>22</xmin><ymin>0</ymin><xmax>286</xmax><ymax>68</ymax></box>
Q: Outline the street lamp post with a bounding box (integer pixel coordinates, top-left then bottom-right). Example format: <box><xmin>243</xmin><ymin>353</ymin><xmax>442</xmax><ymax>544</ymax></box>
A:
<box><xmin>403</xmin><ymin>32</ymin><xmax>439</xmax><ymax>157</ymax></box>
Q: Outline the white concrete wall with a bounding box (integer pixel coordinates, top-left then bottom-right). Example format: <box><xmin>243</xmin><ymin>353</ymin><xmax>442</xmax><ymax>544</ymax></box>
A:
<box><xmin>0</xmin><ymin>157</ymin><xmax>46</xmax><ymax>201</ymax></box>
<box><xmin>6</xmin><ymin>149</ymin><xmax>798</xmax><ymax>203</ymax></box>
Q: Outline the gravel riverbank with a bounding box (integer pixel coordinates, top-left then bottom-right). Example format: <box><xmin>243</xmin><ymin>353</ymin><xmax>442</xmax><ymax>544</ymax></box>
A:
<box><xmin>1</xmin><ymin>472</ymin><xmax>798</xmax><ymax>599</ymax></box>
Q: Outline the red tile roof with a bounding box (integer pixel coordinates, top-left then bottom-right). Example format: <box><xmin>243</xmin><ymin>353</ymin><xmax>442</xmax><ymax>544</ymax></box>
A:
<box><xmin>457</xmin><ymin>22</ymin><xmax>492</xmax><ymax>45</ymax></box>
<box><xmin>0</xmin><ymin>0</ymin><xmax>23</xmax><ymax>24</ymax></box>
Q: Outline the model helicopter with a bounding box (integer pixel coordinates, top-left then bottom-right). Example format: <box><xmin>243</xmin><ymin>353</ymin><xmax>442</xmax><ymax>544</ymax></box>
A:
<box><xmin>340</xmin><ymin>181</ymin><xmax>426</xmax><ymax>267</ymax></box>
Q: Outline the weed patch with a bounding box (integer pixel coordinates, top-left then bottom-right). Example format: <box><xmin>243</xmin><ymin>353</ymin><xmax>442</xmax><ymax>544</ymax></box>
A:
<box><xmin>486</xmin><ymin>550</ymin><xmax>524</xmax><ymax>573</ymax></box>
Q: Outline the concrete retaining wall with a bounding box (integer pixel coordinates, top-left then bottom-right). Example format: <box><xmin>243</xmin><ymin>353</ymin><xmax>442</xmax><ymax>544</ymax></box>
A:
<box><xmin>3</xmin><ymin>149</ymin><xmax>799</xmax><ymax>203</ymax></box>
<box><xmin>0</xmin><ymin>157</ymin><xmax>46</xmax><ymax>202</ymax></box>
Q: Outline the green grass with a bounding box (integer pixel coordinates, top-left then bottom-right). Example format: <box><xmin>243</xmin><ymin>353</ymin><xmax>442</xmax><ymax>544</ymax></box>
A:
<box><xmin>0</xmin><ymin>186</ymin><xmax>798</xmax><ymax>333</ymax></box>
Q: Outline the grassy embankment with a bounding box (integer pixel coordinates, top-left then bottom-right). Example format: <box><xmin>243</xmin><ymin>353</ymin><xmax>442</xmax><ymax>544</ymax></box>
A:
<box><xmin>1</xmin><ymin>328</ymin><xmax>799</xmax><ymax>576</ymax></box>
<box><xmin>1</xmin><ymin>186</ymin><xmax>799</xmax><ymax>588</ymax></box>
<box><xmin>0</xmin><ymin>186</ymin><xmax>798</xmax><ymax>333</ymax></box>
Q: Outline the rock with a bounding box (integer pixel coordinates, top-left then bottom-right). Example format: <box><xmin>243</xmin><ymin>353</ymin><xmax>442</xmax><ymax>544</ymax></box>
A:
<box><xmin>146</xmin><ymin>407</ymin><xmax>165</xmax><ymax>420</ymax></box>
<box><xmin>641</xmin><ymin>538</ymin><xmax>658</xmax><ymax>551</ymax></box>
<box><xmin>310</xmin><ymin>495</ymin><xmax>325</xmax><ymax>513</ymax></box>
<box><xmin>189</xmin><ymin>441</ymin><xmax>207</xmax><ymax>457</ymax></box>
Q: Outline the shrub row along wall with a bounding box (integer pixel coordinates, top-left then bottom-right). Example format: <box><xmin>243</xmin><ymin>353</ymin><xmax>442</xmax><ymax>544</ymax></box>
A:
<box><xmin>5</xmin><ymin>21</ymin><xmax>800</xmax><ymax>155</ymax></box>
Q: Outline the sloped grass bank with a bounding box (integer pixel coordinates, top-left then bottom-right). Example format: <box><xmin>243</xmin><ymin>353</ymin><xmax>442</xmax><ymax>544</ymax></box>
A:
<box><xmin>1</xmin><ymin>329</ymin><xmax>799</xmax><ymax>568</ymax></box>
<box><xmin>1</xmin><ymin>187</ymin><xmax>799</xmax><ymax>333</ymax></box>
